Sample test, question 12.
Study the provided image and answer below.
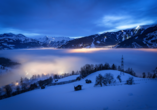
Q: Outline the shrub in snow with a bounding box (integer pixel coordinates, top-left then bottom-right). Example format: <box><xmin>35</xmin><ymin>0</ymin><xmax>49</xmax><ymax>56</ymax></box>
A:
<box><xmin>117</xmin><ymin>75</ymin><xmax>122</xmax><ymax>82</ymax></box>
<box><xmin>74</xmin><ymin>85</ymin><xmax>82</xmax><ymax>91</ymax></box>
<box><xmin>126</xmin><ymin>77</ymin><xmax>134</xmax><ymax>85</ymax></box>
<box><xmin>4</xmin><ymin>85</ymin><xmax>12</xmax><ymax>96</ymax></box>
<box><xmin>85</xmin><ymin>79</ymin><xmax>92</xmax><ymax>84</ymax></box>
<box><xmin>76</xmin><ymin>76</ymin><xmax>81</xmax><ymax>81</ymax></box>
<box><xmin>41</xmin><ymin>86</ymin><xmax>45</xmax><ymax>89</ymax></box>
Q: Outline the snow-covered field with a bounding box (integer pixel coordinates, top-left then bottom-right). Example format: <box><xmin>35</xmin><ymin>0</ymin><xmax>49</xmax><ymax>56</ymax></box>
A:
<box><xmin>0</xmin><ymin>70</ymin><xmax>157</xmax><ymax>110</ymax></box>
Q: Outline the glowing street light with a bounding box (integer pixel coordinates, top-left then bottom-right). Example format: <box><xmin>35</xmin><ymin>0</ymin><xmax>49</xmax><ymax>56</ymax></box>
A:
<box><xmin>15</xmin><ymin>82</ymin><xmax>19</xmax><ymax>86</ymax></box>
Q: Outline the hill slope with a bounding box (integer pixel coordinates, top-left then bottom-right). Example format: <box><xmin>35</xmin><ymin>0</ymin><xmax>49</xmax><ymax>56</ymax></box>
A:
<box><xmin>60</xmin><ymin>25</ymin><xmax>157</xmax><ymax>48</ymax></box>
<box><xmin>116</xmin><ymin>25</ymin><xmax>157</xmax><ymax>48</ymax></box>
<box><xmin>0</xmin><ymin>70</ymin><xmax>157</xmax><ymax>110</ymax></box>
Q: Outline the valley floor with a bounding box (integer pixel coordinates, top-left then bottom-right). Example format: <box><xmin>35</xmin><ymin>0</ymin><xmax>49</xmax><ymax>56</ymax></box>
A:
<box><xmin>0</xmin><ymin>70</ymin><xmax>157</xmax><ymax>110</ymax></box>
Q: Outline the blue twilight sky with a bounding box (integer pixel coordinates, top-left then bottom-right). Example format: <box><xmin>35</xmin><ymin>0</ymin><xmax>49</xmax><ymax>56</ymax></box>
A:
<box><xmin>0</xmin><ymin>0</ymin><xmax>157</xmax><ymax>38</ymax></box>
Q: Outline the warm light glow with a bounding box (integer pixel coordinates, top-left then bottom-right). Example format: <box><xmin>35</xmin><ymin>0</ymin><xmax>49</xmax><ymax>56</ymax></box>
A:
<box><xmin>43</xmin><ymin>73</ymin><xmax>47</xmax><ymax>75</ymax></box>
<box><xmin>67</xmin><ymin>48</ymin><xmax>109</xmax><ymax>53</ymax></box>
<box><xmin>138</xmin><ymin>49</ymin><xmax>157</xmax><ymax>52</ymax></box>
<box><xmin>15</xmin><ymin>82</ymin><xmax>19</xmax><ymax>86</ymax></box>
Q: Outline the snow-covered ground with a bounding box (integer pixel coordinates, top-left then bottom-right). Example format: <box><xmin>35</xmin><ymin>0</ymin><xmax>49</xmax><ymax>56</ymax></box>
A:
<box><xmin>0</xmin><ymin>70</ymin><xmax>157</xmax><ymax>110</ymax></box>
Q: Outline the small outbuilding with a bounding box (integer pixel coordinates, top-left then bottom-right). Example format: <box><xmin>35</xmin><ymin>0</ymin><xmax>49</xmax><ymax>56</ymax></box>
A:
<box><xmin>74</xmin><ymin>85</ymin><xmax>82</xmax><ymax>91</ymax></box>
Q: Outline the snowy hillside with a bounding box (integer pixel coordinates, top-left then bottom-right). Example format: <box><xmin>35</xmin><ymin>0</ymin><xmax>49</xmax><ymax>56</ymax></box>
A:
<box><xmin>0</xmin><ymin>70</ymin><xmax>157</xmax><ymax>110</ymax></box>
<box><xmin>0</xmin><ymin>33</ymin><xmax>72</xmax><ymax>50</ymax></box>
<box><xmin>60</xmin><ymin>24</ymin><xmax>157</xmax><ymax>48</ymax></box>
<box><xmin>1</xmin><ymin>24</ymin><xmax>157</xmax><ymax>49</ymax></box>
<box><xmin>0</xmin><ymin>33</ymin><xmax>42</xmax><ymax>50</ymax></box>
<box><xmin>34</xmin><ymin>36</ymin><xmax>72</xmax><ymax>47</ymax></box>
<box><xmin>115</xmin><ymin>25</ymin><xmax>157</xmax><ymax>48</ymax></box>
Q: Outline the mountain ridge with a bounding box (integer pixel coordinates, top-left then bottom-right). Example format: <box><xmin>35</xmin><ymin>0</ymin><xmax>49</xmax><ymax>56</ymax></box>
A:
<box><xmin>0</xmin><ymin>24</ymin><xmax>157</xmax><ymax>50</ymax></box>
<box><xmin>59</xmin><ymin>24</ymin><xmax>157</xmax><ymax>48</ymax></box>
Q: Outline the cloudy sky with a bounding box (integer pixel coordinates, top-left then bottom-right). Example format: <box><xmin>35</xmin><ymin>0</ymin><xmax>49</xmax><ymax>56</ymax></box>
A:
<box><xmin>0</xmin><ymin>0</ymin><xmax>157</xmax><ymax>38</ymax></box>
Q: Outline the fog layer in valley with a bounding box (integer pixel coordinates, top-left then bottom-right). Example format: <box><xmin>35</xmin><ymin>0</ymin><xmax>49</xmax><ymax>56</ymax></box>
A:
<box><xmin>0</xmin><ymin>48</ymin><xmax>157</xmax><ymax>86</ymax></box>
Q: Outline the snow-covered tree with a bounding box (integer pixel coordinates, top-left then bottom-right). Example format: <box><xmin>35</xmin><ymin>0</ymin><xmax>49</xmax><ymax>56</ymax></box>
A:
<box><xmin>104</xmin><ymin>73</ymin><xmax>114</xmax><ymax>85</ymax></box>
<box><xmin>95</xmin><ymin>73</ymin><xmax>115</xmax><ymax>87</ymax></box>
<box><xmin>95</xmin><ymin>74</ymin><xmax>104</xmax><ymax>87</ymax></box>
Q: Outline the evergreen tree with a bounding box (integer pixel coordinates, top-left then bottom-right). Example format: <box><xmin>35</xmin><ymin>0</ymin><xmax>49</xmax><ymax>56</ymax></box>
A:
<box><xmin>98</xmin><ymin>64</ymin><xmax>103</xmax><ymax>70</ymax></box>
<box><xmin>153</xmin><ymin>73</ymin><xmax>156</xmax><ymax>78</ymax></box>
<box><xmin>126</xmin><ymin>77</ymin><xmax>134</xmax><ymax>85</ymax></box>
<box><xmin>72</xmin><ymin>71</ymin><xmax>75</xmax><ymax>75</ymax></box>
<box><xmin>103</xmin><ymin>63</ymin><xmax>110</xmax><ymax>69</ymax></box>
<box><xmin>118</xmin><ymin>66</ymin><xmax>121</xmax><ymax>71</ymax></box>
<box><xmin>20</xmin><ymin>77</ymin><xmax>23</xmax><ymax>85</ymax></box>
<box><xmin>0</xmin><ymin>88</ymin><xmax>2</xmax><ymax>96</ymax></box>
<box><xmin>147</xmin><ymin>72</ymin><xmax>153</xmax><ymax>78</ymax></box>
<box><xmin>153</xmin><ymin>67</ymin><xmax>157</xmax><ymax>74</ymax></box>
<box><xmin>111</xmin><ymin>64</ymin><xmax>117</xmax><ymax>70</ymax></box>
<box><xmin>142</xmin><ymin>72</ymin><xmax>146</xmax><ymax>78</ymax></box>
<box><xmin>21</xmin><ymin>83</ymin><xmax>27</xmax><ymax>91</ymax></box>
<box><xmin>16</xmin><ymin>86</ymin><xmax>20</xmax><ymax>94</ymax></box>
<box><xmin>4</xmin><ymin>85</ymin><xmax>12</xmax><ymax>96</ymax></box>
<box><xmin>37</xmin><ymin>74</ymin><xmax>40</xmax><ymax>78</ymax></box>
